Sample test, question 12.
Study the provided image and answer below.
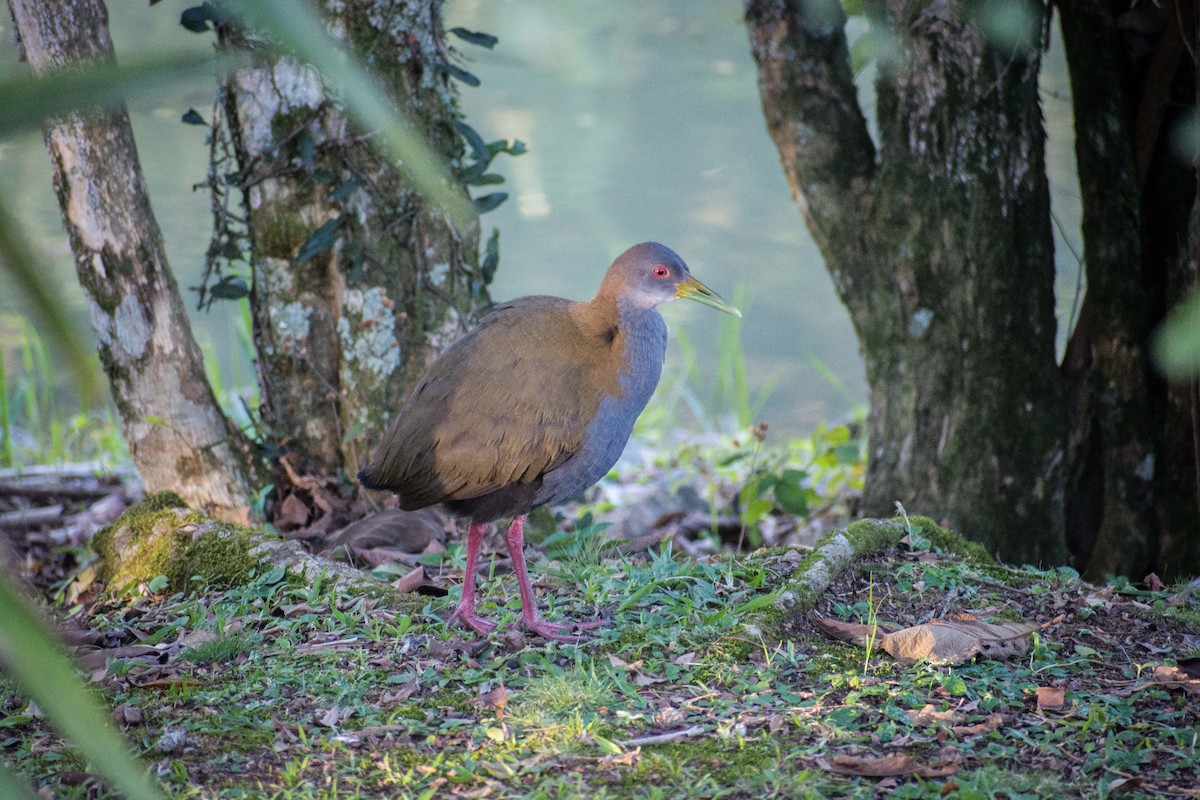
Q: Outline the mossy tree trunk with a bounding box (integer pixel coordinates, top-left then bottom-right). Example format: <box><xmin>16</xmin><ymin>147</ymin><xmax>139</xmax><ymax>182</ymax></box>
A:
<box><xmin>745</xmin><ymin>0</ymin><xmax>1199</xmax><ymax>577</ymax></box>
<box><xmin>9</xmin><ymin>0</ymin><xmax>259</xmax><ymax>520</ymax></box>
<box><xmin>745</xmin><ymin>0</ymin><xmax>1067</xmax><ymax>567</ymax></box>
<box><xmin>211</xmin><ymin>0</ymin><xmax>488</xmax><ymax>477</ymax></box>
<box><xmin>1058</xmin><ymin>0</ymin><xmax>1199</xmax><ymax>579</ymax></box>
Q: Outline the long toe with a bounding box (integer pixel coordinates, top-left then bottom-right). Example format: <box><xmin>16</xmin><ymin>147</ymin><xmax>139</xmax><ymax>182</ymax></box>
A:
<box><xmin>573</xmin><ymin>618</ymin><xmax>608</xmax><ymax>631</ymax></box>
<box><xmin>448</xmin><ymin>607</ymin><xmax>498</xmax><ymax>636</ymax></box>
<box><xmin>523</xmin><ymin>616</ymin><xmax>607</xmax><ymax>643</ymax></box>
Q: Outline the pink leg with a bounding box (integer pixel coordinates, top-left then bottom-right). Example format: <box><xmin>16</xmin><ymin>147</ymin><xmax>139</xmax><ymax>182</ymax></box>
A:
<box><xmin>447</xmin><ymin>522</ymin><xmax>497</xmax><ymax>636</ymax></box>
<box><xmin>504</xmin><ymin>515</ymin><xmax>604</xmax><ymax>642</ymax></box>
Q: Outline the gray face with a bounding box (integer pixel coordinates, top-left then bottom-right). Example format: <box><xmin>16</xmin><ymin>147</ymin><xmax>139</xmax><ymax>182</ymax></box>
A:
<box><xmin>607</xmin><ymin>242</ymin><xmax>691</xmax><ymax>309</ymax></box>
<box><xmin>601</xmin><ymin>241</ymin><xmax>740</xmax><ymax>317</ymax></box>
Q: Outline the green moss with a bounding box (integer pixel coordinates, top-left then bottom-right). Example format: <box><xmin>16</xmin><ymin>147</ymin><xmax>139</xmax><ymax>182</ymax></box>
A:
<box><xmin>139</xmin><ymin>490</ymin><xmax>189</xmax><ymax>513</ymax></box>
<box><xmin>731</xmin><ymin>518</ymin><xmax>912</xmax><ymax>644</ymax></box>
<box><xmin>92</xmin><ymin>494</ymin><xmax>264</xmax><ymax>594</ymax></box>
<box><xmin>628</xmin><ymin>737</ymin><xmax>777</xmax><ymax>789</ymax></box>
<box><xmin>92</xmin><ymin>493</ymin><xmax>201</xmax><ymax>590</ymax></box>
<box><xmin>843</xmin><ymin>517</ymin><xmax>908</xmax><ymax>555</ymax></box>
<box><xmin>92</xmin><ymin>490</ymin><xmax>187</xmax><ymax>553</ymax></box>
<box><xmin>904</xmin><ymin>515</ymin><xmax>995</xmax><ymax>564</ymax></box>
<box><xmin>257</xmin><ymin>208</ymin><xmax>309</xmax><ymax>260</ymax></box>
<box><xmin>168</xmin><ymin>525</ymin><xmax>261</xmax><ymax>590</ymax></box>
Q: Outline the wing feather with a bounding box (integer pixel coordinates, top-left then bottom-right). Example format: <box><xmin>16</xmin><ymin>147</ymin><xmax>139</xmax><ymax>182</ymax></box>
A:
<box><xmin>360</xmin><ymin>297</ymin><xmax>611</xmax><ymax>509</ymax></box>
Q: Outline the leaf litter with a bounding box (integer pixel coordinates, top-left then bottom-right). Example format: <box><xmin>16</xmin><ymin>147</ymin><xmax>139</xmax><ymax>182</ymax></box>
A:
<box><xmin>1</xmin><ymin>466</ymin><xmax>1199</xmax><ymax>797</ymax></box>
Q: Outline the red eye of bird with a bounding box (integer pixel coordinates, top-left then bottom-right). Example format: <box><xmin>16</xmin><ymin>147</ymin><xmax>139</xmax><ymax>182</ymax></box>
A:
<box><xmin>653</xmin><ymin>264</ymin><xmax>669</xmax><ymax>278</ymax></box>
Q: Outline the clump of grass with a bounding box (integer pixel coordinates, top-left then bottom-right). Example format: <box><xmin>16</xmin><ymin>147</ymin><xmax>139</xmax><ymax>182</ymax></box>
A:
<box><xmin>197</xmin><ymin>294</ymin><xmax>261</xmax><ymax>440</ymax></box>
<box><xmin>0</xmin><ymin>313</ymin><xmax>127</xmax><ymax>468</ymax></box>
<box><xmin>506</xmin><ymin>663</ymin><xmax>618</xmax><ymax>729</ymax></box>
<box><xmin>180</xmin><ymin>631</ymin><xmax>257</xmax><ymax>665</ymax></box>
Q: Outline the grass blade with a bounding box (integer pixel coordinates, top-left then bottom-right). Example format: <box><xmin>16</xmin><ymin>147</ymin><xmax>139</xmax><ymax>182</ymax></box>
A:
<box><xmin>0</xmin><ymin>759</ymin><xmax>41</xmax><ymax>800</ymax></box>
<box><xmin>0</xmin><ymin>52</ymin><xmax>239</xmax><ymax>137</ymax></box>
<box><xmin>0</xmin><ymin>195</ymin><xmax>96</xmax><ymax>399</ymax></box>
<box><xmin>0</xmin><ymin>572</ymin><xmax>165</xmax><ymax>800</ymax></box>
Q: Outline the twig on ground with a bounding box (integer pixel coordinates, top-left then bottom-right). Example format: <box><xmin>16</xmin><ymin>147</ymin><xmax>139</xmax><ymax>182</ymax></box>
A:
<box><xmin>618</xmin><ymin>725</ymin><xmax>706</xmax><ymax>748</ymax></box>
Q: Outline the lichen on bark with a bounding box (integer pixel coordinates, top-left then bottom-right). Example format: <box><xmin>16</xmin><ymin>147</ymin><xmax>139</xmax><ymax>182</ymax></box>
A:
<box><xmin>211</xmin><ymin>0</ymin><xmax>489</xmax><ymax>477</ymax></box>
<box><xmin>10</xmin><ymin>0</ymin><xmax>260</xmax><ymax>520</ymax></box>
<box><xmin>746</xmin><ymin>0</ymin><xmax>1067</xmax><ymax>566</ymax></box>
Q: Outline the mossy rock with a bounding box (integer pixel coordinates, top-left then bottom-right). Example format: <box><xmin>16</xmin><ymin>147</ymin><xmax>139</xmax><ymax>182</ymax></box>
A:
<box><xmin>92</xmin><ymin>491</ymin><xmax>264</xmax><ymax>593</ymax></box>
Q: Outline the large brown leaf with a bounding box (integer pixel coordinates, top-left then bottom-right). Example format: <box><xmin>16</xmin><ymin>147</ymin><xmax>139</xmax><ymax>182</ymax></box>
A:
<box><xmin>816</xmin><ymin>612</ymin><xmax>1041</xmax><ymax>665</ymax></box>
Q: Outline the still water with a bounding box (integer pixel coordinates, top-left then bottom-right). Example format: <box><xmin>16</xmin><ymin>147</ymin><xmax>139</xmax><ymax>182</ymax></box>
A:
<box><xmin>0</xmin><ymin>0</ymin><xmax>1081</xmax><ymax>440</ymax></box>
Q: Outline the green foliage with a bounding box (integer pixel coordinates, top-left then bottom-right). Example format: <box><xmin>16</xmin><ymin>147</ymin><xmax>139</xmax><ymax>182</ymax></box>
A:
<box><xmin>0</xmin><ymin>571</ymin><xmax>165</xmax><ymax>800</ymax></box>
<box><xmin>180</xmin><ymin>631</ymin><xmax>258</xmax><ymax>665</ymax></box>
<box><xmin>1153</xmin><ymin>289</ymin><xmax>1200</xmax><ymax>378</ymax></box>
<box><xmin>0</xmin><ymin>314</ymin><xmax>126</xmax><ymax>469</ymax></box>
<box><xmin>630</xmin><ymin>417</ymin><xmax>864</xmax><ymax>549</ymax></box>
<box><xmin>454</xmin><ymin>120</ymin><xmax>526</xmax><ymax>217</ymax></box>
<box><xmin>5</xmin><ymin>514</ymin><xmax>1199</xmax><ymax>797</ymax></box>
<box><xmin>541</xmin><ymin>512</ymin><xmax>612</xmax><ymax>564</ymax></box>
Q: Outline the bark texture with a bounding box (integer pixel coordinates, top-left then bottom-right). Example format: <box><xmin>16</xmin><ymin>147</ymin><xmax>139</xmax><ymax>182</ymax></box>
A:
<box><xmin>746</xmin><ymin>0</ymin><xmax>1067</xmax><ymax>566</ymax></box>
<box><xmin>9</xmin><ymin>0</ymin><xmax>257</xmax><ymax>519</ymax></box>
<box><xmin>212</xmin><ymin>0</ymin><xmax>486</xmax><ymax>476</ymax></box>
<box><xmin>746</xmin><ymin>0</ymin><xmax>1200</xmax><ymax>577</ymax></box>
<box><xmin>1058</xmin><ymin>0</ymin><xmax>1200</xmax><ymax>579</ymax></box>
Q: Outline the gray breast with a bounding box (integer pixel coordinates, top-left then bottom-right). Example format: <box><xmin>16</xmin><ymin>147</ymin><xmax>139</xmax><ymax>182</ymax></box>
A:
<box><xmin>536</xmin><ymin>306</ymin><xmax>667</xmax><ymax>506</ymax></box>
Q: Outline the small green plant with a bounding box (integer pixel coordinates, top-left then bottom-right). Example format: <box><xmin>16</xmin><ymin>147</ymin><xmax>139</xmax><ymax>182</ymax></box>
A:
<box><xmin>542</xmin><ymin>512</ymin><xmax>612</xmax><ymax>564</ymax></box>
<box><xmin>0</xmin><ymin>313</ymin><xmax>126</xmax><ymax>468</ymax></box>
<box><xmin>179</xmin><ymin>631</ymin><xmax>257</xmax><ymax>665</ymax></box>
<box><xmin>862</xmin><ymin>571</ymin><xmax>878</xmax><ymax>674</ymax></box>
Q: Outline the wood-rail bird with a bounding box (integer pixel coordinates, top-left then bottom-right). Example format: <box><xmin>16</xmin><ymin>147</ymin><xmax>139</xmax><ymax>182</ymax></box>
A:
<box><xmin>359</xmin><ymin>242</ymin><xmax>740</xmax><ymax>641</ymax></box>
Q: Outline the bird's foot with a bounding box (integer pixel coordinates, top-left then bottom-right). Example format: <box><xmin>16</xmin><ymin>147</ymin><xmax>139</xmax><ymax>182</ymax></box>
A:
<box><xmin>522</xmin><ymin>615</ymin><xmax>607</xmax><ymax>643</ymax></box>
<box><xmin>447</xmin><ymin>605</ymin><xmax>498</xmax><ymax>637</ymax></box>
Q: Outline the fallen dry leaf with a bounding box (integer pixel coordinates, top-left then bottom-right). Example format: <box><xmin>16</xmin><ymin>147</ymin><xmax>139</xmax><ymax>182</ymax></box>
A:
<box><xmin>114</xmin><ymin>704</ymin><xmax>143</xmax><ymax>727</ymax></box>
<box><xmin>276</xmin><ymin>493</ymin><xmax>310</xmax><ymax>531</ymax></box>
<box><xmin>1140</xmin><ymin>664</ymin><xmax>1200</xmax><ymax>695</ymax></box>
<box><xmin>1107</xmin><ymin>776</ymin><xmax>1144</xmax><ymax>793</ymax></box>
<box><xmin>178</xmin><ymin>629</ymin><xmax>218</xmax><ymax>649</ymax></box>
<box><xmin>951</xmin><ymin>713</ymin><xmax>1005</xmax><ymax>736</ymax></box>
<box><xmin>391</xmin><ymin>565</ymin><xmax>425</xmax><ymax>594</ymax></box>
<box><xmin>816</xmin><ymin>613</ymin><xmax>1040</xmax><ymax>665</ymax></box>
<box><xmin>652</xmin><ymin>706</ymin><xmax>685</xmax><ymax>727</ymax></box>
<box><xmin>812</xmin><ymin>617</ymin><xmax>900</xmax><ymax>647</ymax></box>
<box><xmin>1036</xmin><ymin>686</ymin><xmax>1065</xmax><ymax>712</ymax></box>
<box><xmin>822</xmin><ymin>752</ymin><xmax>920</xmax><ymax>777</ymax></box>
<box><xmin>318</xmin><ymin>705</ymin><xmax>354</xmax><ymax>728</ymax></box>
<box><xmin>905</xmin><ymin>704</ymin><xmax>959</xmax><ymax>726</ymax></box>
<box><xmin>480</xmin><ymin>684</ymin><xmax>509</xmax><ymax>716</ymax></box>
<box><xmin>821</xmin><ymin>748</ymin><xmax>959</xmax><ymax>779</ymax></box>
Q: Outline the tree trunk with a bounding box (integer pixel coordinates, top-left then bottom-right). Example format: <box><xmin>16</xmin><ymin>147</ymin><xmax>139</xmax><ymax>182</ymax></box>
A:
<box><xmin>212</xmin><ymin>0</ymin><xmax>487</xmax><ymax>477</ymax></box>
<box><xmin>746</xmin><ymin>0</ymin><xmax>1067</xmax><ymax>566</ymax></box>
<box><xmin>9</xmin><ymin>0</ymin><xmax>258</xmax><ymax>520</ymax></box>
<box><xmin>1058</xmin><ymin>0</ymin><xmax>1199</xmax><ymax>579</ymax></box>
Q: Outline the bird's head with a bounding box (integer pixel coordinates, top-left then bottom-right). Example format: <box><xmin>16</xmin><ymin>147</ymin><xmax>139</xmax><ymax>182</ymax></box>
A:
<box><xmin>601</xmin><ymin>242</ymin><xmax>740</xmax><ymax>317</ymax></box>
